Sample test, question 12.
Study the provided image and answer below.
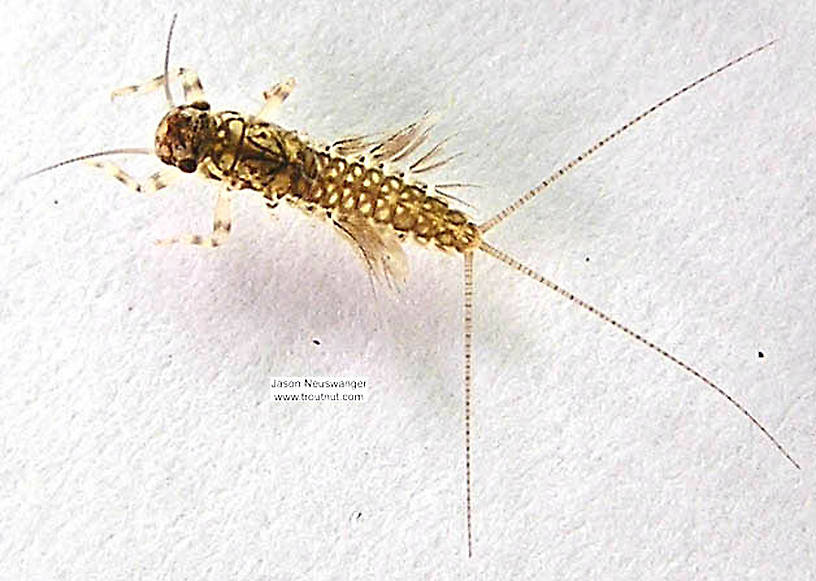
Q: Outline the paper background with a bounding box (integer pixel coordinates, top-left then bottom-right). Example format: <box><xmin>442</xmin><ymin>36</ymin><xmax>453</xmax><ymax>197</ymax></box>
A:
<box><xmin>2</xmin><ymin>1</ymin><xmax>814</xmax><ymax>578</ymax></box>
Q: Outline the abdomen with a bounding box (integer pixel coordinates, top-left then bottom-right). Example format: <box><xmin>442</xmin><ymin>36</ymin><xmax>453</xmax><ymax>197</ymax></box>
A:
<box><xmin>288</xmin><ymin>148</ymin><xmax>481</xmax><ymax>253</ymax></box>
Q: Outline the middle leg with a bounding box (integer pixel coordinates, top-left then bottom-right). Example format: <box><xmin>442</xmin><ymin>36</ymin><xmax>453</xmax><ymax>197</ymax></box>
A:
<box><xmin>256</xmin><ymin>77</ymin><xmax>296</xmax><ymax>122</ymax></box>
<box><xmin>156</xmin><ymin>186</ymin><xmax>233</xmax><ymax>248</ymax></box>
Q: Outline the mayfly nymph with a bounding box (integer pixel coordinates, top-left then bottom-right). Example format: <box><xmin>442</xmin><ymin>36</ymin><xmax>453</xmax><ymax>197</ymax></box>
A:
<box><xmin>153</xmin><ymin>99</ymin><xmax>481</xmax><ymax>257</ymax></box>
<box><xmin>24</xmin><ymin>15</ymin><xmax>799</xmax><ymax>558</ymax></box>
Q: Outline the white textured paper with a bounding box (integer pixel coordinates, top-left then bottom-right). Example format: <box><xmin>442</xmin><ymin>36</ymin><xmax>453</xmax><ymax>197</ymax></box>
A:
<box><xmin>2</xmin><ymin>1</ymin><xmax>814</xmax><ymax>579</ymax></box>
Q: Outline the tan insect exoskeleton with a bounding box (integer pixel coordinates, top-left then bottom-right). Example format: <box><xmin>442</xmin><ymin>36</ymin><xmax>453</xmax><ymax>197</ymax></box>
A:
<box><xmin>24</xmin><ymin>15</ymin><xmax>800</xmax><ymax>558</ymax></box>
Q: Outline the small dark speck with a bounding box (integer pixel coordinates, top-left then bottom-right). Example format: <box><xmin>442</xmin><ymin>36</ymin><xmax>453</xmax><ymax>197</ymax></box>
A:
<box><xmin>168</xmin><ymin>354</ymin><xmax>173</xmax><ymax>359</ymax></box>
<box><xmin>585</xmin><ymin>256</ymin><xmax>590</xmax><ymax>262</ymax></box>
<box><xmin>53</xmin><ymin>200</ymin><xmax>59</xmax><ymax>205</ymax></box>
<box><xmin>758</xmin><ymin>351</ymin><xmax>765</xmax><ymax>358</ymax></box>
<box><xmin>127</xmin><ymin>306</ymin><xmax>133</xmax><ymax>312</ymax></box>
<box><xmin>313</xmin><ymin>339</ymin><xmax>321</xmax><ymax>346</ymax></box>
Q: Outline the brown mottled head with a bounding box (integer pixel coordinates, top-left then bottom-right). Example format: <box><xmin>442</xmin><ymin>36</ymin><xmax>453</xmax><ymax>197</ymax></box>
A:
<box><xmin>154</xmin><ymin>102</ymin><xmax>212</xmax><ymax>173</ymax></box>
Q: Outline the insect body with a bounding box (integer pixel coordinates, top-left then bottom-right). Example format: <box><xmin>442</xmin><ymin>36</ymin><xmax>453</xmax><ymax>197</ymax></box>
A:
<box><xmin>157</xmin><ymin>103</ymin><xmax>480</xmax><ymax>252</ymax></box>
<box><xmin>112</xmin><ymin>60</ymin><xmax>482</xmax><ymax>288</ymax></box>
<box><xmin>26</xmin><ymin>16</ymin><xmax>799</xmax><ymax>558</ymax></box>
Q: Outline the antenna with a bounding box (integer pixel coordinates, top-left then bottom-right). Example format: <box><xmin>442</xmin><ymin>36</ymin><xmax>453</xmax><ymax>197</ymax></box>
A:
<box><xmin>18</xmin><ymin>148</ymin><xmax>154</xmax><ymax>182</ymax></box>
<box><xmin>163</xmin><ymin>13</ymin><xmax>179</xmax><ymax>108</ymax></box>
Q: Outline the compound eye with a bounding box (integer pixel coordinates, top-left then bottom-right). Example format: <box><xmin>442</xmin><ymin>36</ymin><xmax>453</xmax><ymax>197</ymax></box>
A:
<box><xmin>177</xmin><ymin>159</ymin><xmax>197</xmax><ymax>173</ymax></box>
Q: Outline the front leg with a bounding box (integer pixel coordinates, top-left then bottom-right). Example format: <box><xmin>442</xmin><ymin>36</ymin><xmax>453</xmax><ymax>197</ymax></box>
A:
<box><xmin>110</xmin><ymin>67</ymin><xmax>206</xmax><ymax>104</ymax></box>
<box><xmin>156</xmin><ymin>187</ymin><xmax>233</xmax><ymax>248</ymax></box>
<box><xmin>86</xmin><ymin>161</ymin><xmax>178</xmax><ymax>194</ymax></box>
